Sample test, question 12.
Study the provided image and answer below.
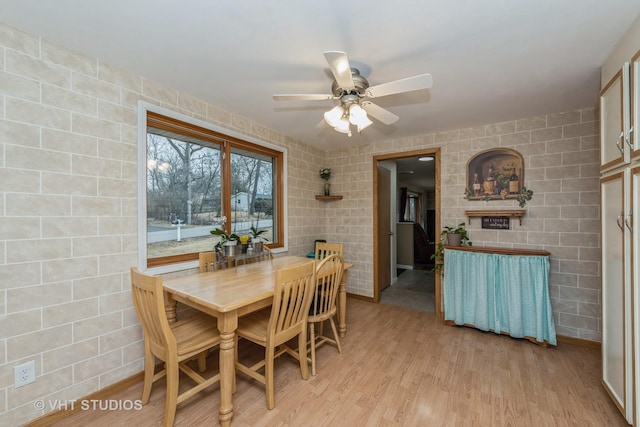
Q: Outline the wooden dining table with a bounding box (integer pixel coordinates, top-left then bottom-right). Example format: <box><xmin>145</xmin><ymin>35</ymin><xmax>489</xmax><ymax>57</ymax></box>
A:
<box><xmin>162</xmin><ymin>255</ymin><xmax>352</xmax><ymax>426</ymax></box>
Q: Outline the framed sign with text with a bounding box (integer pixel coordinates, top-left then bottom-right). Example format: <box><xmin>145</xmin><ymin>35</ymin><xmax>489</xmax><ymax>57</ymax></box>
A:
<box><xmin>481</xmin><ymin>216</ymin><xmax>510</xmax><ymax>230</ymax></box>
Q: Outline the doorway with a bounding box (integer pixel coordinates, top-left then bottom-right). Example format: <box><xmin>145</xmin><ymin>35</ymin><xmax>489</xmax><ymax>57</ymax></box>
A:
<box><xmin>373</xmin><ymin>148</ymin><xmax>441</xmax><ymax>318</ymax></box>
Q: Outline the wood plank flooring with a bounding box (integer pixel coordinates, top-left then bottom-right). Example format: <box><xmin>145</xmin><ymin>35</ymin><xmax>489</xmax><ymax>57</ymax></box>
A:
<box><xmin>45</xmin><ymin>298</ymin><xmax>626</xmax><ymax>427</ymax></box>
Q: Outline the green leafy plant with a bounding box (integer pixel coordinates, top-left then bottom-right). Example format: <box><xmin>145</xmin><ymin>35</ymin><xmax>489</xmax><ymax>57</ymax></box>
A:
<box><xmin>430</xmin><ymin>223</ymin><xmax>472</xmax><ymax>273</ymax></box>
<box><xmin>319</xmin><ymin>168</ymin><xmax>331</xmax><ymax>181</ymax></box>
<box><xmin>249</xmin><ymin>225</ymin><xmax>267</xmax><ymax>241</ymax></box>
<box><xmin>517</xmin><ymin>187</ymin><xmax>533</xmax><ymax>208</ymax></box>
<box><xmin>210</xmin><ymin>228</ymin><xmax>239</xmax><ymax>245</ymax></box>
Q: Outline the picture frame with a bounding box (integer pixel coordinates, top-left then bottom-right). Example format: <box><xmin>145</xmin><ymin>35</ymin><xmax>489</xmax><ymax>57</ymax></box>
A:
<box><xmin>465</xmin><ymin>148</ymin><xmax>524</xmax><ymax>201</ymax></box>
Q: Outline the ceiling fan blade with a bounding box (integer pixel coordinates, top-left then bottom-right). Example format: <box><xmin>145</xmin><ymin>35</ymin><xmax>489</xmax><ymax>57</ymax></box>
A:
<box><xmin>273</xmin><ymin>94</ymin><xmax>334</xmax><ymax>101</ymax></box>
<box><xmin>365</xmin><ymin>73</ymin><xmax>433</xmax><ymax>98</ymax></box>
<box><xmin>324</xmin><ymin>51</ymin><xmax>355</xmax><ymax>91</ymax></box>
<box><xmin>361</xmin><ymin>101</ymin><xmax>399</xmax><ymax>125</ymax></box>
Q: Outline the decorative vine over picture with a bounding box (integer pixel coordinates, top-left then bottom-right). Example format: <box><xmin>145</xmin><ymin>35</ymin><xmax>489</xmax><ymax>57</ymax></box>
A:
<box><xmin>320</xmin><ymin>168</ymin><xmax>331</xmax><ymax>196</ymax></box>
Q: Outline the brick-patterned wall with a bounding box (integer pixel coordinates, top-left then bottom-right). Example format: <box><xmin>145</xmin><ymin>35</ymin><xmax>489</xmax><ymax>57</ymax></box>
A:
<box><xmin>0</xmin><ymin>23</ymin><xmax>327</xmax><ymax>425</ymax></box>
<box><xmin>326</xmin><ymin>109</ymin><xmax>601</xmax><ymax>341</ymax></box>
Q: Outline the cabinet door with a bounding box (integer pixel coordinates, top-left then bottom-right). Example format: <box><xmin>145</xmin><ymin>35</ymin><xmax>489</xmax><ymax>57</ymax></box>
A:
<box><xmin>633</xmin><ymin>166</ymin><xmax>640</xmax><ymax>426</ymax></box>
<box><xmin>601</xmin><ymin>171</ymin><xmax>632</xmax><ymax>421</ymax></box>
<box><xmin>632</xmin><ymin>50</ymin><xmax>640</xmax><ymax>162</ymax></box>
<box><xmin>601</xmin><ymin>65</ymin><xmax>629</xmax><ymax>171</ymax></box>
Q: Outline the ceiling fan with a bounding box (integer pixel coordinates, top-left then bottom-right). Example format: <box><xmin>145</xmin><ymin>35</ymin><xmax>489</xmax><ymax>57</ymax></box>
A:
<box><xmin>273</xmin><ymin>51</ymin><xmax>433</xmax><ymax>136</ymax></box>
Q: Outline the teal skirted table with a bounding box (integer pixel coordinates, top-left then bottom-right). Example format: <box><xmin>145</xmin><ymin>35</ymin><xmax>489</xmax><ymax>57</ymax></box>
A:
<box><xmin>443</xmin><ymin>246</ymin><xmax>556</xmax><ymax>346</ymax></box>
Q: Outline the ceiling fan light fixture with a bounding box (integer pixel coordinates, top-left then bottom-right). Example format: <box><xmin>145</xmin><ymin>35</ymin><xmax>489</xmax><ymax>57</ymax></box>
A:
<box><xmin>324</xmin><ymin>106</ymin><xmax>344</xmax><ymax>128</ymax></box>
<box><xmin>348</xmin><ymin>103</ymin><xmax>372</xmax><ymax>132</ymax></box>
<box><xmin>348</xmin><ymin>104</ymin><xmax>365</xmax><ymax>123</ymax></box>
<box><xmin>356</xmin><ymin>116</ymin><xmax>373</xmax><ymax>132</ymax></box>
<box><xmin>334</xmin><ymin>116</ymin><xmax>350</xmax><ymax>134</ymax></box>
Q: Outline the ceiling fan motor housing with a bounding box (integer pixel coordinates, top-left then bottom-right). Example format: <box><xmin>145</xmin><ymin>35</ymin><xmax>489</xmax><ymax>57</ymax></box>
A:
<box><xmin>331</xmin><ymin>68</ymin><xmax>369</xmax><ymax>98</ymax></box>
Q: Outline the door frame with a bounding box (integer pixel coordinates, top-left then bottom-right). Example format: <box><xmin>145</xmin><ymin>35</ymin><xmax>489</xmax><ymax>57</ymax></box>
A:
<box><xmin>372</xmin><ymin>148</ymin><xmax>442</xmax><ymax>318</ymax></box>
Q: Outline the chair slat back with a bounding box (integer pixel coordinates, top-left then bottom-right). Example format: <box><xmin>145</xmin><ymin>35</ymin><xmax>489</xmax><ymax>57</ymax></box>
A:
<box><xmin>199</xmin><ymin>251</ymin><xmax>222</xmax><ymax>272</ymax></box>
<box><xmin>259</xmin><ymin>246</ymin><xmax>274</xmax><ymax>262</ymax></box>
<box><xmin>246</xmin><ymin>246</ymin><xmax>274</xmax><ymax>264</ymax></box>
<box><xmin>314</xmin><ymin>242</ymin><xmax>344</xmax><ymax>260</ymax></box>
<box><xmin>312</xmin><ymin>254</ymin><xmax>344</xmax><ymax>317</ymax></box>
<box><xmin>130</xmin><ymin>268</ymin><xmax>176</xmax><ymax>354</ymax></box>
<box><xmin>268</xmin><ymin>261</ymin><xmax>315</xmax><ymax>344</ymax></box>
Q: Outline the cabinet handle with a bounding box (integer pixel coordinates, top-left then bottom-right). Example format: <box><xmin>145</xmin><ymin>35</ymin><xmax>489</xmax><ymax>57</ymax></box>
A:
<box><xmin>625</xmin><ymin>209</ymin><xmax>633</xmax><ymax>233</ymax></box>
<box><xmin>617</xmin><ymin>212</ymin><xmax>625</xmax><ymax>231</ymax></box>
<box><xmin>616</xmin><ymin>131</ymin><xmax>625</xmax><ymax>155</ymax></box>
<box><xmin>627</xmin><ymin>126</ymin><xmax>635</xmax><ymax>150</ymax></box>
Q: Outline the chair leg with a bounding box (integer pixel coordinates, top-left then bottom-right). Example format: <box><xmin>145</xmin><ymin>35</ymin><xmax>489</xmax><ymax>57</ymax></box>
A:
<box><xmin>309</xmin><ymin>322</ymin><xmax>317</xmax><ymax>376</ymax></box>
<box><xmin>197</xmin><ymin>351</ymin><xmax>207</xmax><ymax>372</ymax></box>
<box><xmin>164</xmin><ymin>359</ymin><xmax>179</xmax><ymax>427</ymax></box>
<box><xmin>298</xmin><ymin>330</ymin><xmax>309</xmax><ymax>380</ymax></box>
<box><xmin>265</xmin><ymin>346</ymin><xmax>276</xmax><ymax>410</ymax></box>
<box><xmin>141</xmin><ymin>344</ymin><xmax>155</xmax><ymax>404</ymax></box>
<box><xmin>329</xmin><ymin>317</ymin><xmax>342</xmax><ymax>353</ymax></box>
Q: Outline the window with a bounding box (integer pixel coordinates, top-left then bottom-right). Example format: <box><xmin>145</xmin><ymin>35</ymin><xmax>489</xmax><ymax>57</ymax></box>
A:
<box><xmin>139</xmin><ymin>106</ymin><xmax>285</xmax><ymax>269</ymax></box>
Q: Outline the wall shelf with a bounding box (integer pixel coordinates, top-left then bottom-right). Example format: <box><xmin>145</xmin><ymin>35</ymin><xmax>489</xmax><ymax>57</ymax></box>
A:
<box><xmin>315</xmin><ymin>195</ymin><xmax>343</xmax><ymax>201</ymax></box>
<box><xmin>465</xmin><ymin>209</ymin><xmax>526</xmax><ymax>225</ymax></box>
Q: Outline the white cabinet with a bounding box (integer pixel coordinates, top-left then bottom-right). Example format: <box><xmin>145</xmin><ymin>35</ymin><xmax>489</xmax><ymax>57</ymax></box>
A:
<box><xmin>600</xmin><ymin>64</ymin><xmax>630</xmax><ymax>170</ymax></box>
<box><xmin>601</xmin><ymin>171</ymin><xmax>632</xmax><ymax>421</ymax></box>
<box><xmin>632</xmin><ymin>51</ymin><xmax>640</xmax><ymax>163</ymax></box>
<box><xmin>601</xmin><ymin>45</ymin><xmax>640</xmax><ymax>426</ymax></box>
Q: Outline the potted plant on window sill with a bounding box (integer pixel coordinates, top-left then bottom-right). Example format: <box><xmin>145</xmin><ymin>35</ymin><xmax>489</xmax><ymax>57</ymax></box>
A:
<box><xmin>210</xmin><ymin>228</ymin><xmax>240</xmax><ymax>256</ymax></box>
<box><xmin>249</xmin><ymin>225</ymin><xmax>267</xmax><ymax>253</ymax></box>
<box><xmin>430</xmin><ymin>222</ymin><xmax>472</xmax><ymax>273</ymax></box>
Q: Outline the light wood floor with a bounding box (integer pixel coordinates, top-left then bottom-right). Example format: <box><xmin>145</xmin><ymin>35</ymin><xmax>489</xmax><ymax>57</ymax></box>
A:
<box><xmin>46</xmin><ymin>298</ymin><xmax>626</xmax><ymax>427</ymax></box>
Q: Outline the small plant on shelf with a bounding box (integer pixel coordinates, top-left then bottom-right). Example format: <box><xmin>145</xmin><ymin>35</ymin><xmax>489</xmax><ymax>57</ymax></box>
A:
<box><xmin>319</xmin><ymin>168</ymin><xmax>331</xmax><ymax>181</ymax></box>
<box><xmin>430</xmin><ymin>223</ymin><xmax>472</xmax><ymax>273</ymax></box>
<box><xmin>320</xmin><ymin>168</ymin><xmax>332</xmax><ymax>195</ymax></box>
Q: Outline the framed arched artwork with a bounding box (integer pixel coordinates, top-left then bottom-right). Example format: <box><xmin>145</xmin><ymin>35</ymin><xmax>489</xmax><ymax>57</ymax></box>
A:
<box><xmin>465</xmin><ymin>148</ymin><xmax>524</xmax><ymax>201</ymax></box>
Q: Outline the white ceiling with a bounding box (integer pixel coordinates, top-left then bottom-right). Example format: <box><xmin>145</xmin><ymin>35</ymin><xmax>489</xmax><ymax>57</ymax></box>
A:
<box><xmin>1</xmin><ymin>1</ymin><xmax>640</xmax><ymax>151</ymax></box>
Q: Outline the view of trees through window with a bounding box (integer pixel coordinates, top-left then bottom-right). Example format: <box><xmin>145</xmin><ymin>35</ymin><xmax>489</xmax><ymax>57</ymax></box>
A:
<box><xmin>146</xmin><ymin>122</ymin><xmax>278</xmax><ymax>263</ymax></box>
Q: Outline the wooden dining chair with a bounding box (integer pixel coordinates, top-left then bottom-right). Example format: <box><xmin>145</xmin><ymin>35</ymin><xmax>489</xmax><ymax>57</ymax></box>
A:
<box><xmin>257</xmin><ymin>245</ymin><xmax>274</xmax><ymax>262</ymax></box>
<box><xmin>199</xmin><ymin>251</ymin><xmax>223</xmax><ymax>272</ymax></box>
<box><xmin>240</xmin><ymin>245</ymin><xmax>274</xmax><ymax>265</ymax></box>
<box><xmin>234</xmin><ymin>261</ymin><xmax>316</xmax><ymax>409</ymax></box>
<box><xmin>308</xmin><ymin>254</ymin><xmax>344</xmax><ymax>376</ymax></box>
<box><xmin>314</xmin><ymin>242</ymin><xmax>344</xmax><ymax>260</ymax></box>
<box><xmin>130</xmin><ymin>268</ymin><xmax>221</xmax><ymax>426</ymax></box>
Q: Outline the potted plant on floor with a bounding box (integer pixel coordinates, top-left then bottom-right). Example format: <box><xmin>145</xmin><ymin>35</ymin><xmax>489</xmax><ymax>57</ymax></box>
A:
<box><xmin>431</xmin><ymin>223</ymin><xmax>472</xmax><ymax>273</ymax></box>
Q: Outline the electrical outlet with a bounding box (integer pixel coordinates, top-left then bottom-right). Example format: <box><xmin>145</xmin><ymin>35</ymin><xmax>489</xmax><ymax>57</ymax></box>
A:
<box><xmin>14</xmin><ymin>360</ymin><xmax>35</xmax><ymax>388</ymax></box>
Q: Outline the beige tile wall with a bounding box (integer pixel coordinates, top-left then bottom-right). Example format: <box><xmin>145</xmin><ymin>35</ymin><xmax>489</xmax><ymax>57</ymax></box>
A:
<box><xmin>0</xmin><ymin>22</ymin><xmax>600</xmax><ymax>425</ymax></box>
<box><xmin>0</xmin><ymin>23</ymin><xmax>327</xmax><ymax>425</ymax></box>
<box><xmin>324</xmin><ymin>108</ymin><xmax>600</xmax><ymax>342</ymax></box>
